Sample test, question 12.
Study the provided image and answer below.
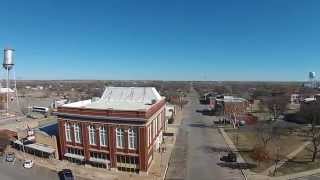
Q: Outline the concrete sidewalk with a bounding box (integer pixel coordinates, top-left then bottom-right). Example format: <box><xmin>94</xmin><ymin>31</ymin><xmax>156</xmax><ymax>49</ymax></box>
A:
<box><xmin>261</xmin><ymin>141</ymin><xmax>311</xmax><ymax>176</ymax></box>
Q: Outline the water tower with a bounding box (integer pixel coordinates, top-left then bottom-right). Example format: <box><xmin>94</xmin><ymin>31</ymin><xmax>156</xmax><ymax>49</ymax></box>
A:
<box><xmin>3</xmin><ymin>48</ymin><xmax>15</xmax><ymax>114</ymax></box>
<box><xmin>309</xmin><ymin>72</ymin><xmax>316</xmax><ymax>81</ymax></box>
<box><xmin>309</xmin><ymin>72</ymin><xmax>317</xmax><ymax>88</ymax></box>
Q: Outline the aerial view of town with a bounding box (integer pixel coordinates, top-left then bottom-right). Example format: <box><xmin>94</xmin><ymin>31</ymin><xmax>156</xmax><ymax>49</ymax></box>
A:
<box><xmin>0</xmin><ymin>0</ymin><xmax>320</xmax><ymax>180</ymax></box>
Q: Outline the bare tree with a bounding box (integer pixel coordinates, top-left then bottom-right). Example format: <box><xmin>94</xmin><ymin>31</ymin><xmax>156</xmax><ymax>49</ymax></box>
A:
<box><xmin>256</xmin><ymin>124</ymin><xmax>273</xmax><ymax>149</ymax></box>
<box><xmin>224</xmin><ymin>101</ymin><xmax>248</xmax><ymax>129</ymax></box>
<box><xmin>271</xmin><ymin>127</ymin><xmax>282</xmax><ymax>176</ymax></box>
<box><xmin>252</xmin><ymin>124</ymin><xmax>280</xmax><ymax>167</ymax></box>
<box><xmin>263</xmin><ymin>96</ymin><xmax>288</xmax><ymax>120</ymax></box>
<box><xmin>301</xmin><ymin>101</ymin><xmax>320</xmax><ymax>162</ymax></box>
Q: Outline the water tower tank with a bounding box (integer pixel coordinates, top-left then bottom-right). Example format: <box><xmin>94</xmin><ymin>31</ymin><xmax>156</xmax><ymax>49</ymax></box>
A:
<box><xmin>309</xmin><ymin>72</ymin><xmax>316</xmax><ymax>80</ymax></box>
<box><xmin>3</xmin><ymin>48</ymin><xmax>14</xmax><ymax>70</ymax></box>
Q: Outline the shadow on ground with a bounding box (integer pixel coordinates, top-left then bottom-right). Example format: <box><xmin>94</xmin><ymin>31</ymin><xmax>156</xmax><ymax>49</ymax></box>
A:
<box><xmin>217</xmin><ymin>162</ymin><xmax>257</xmax><ymax>170</ymax></box>
<box><xmin>189</xmin><ymin>123</ymin><xmax>213</xmax><ymax>128</ymax></box>
<box><xmin>39</xmin><ymin>123</ymin><xmax>58</xmax><ymax>136</ymax></box>
<box><xmin>202</xmin><ymin>145</ymin><xmax>230</xmax><ymax>153</ymax></box>
<box><xmin>195</xmin><ymin>109</ymin><xmax>216</xmax><ymax>116</ymax></box>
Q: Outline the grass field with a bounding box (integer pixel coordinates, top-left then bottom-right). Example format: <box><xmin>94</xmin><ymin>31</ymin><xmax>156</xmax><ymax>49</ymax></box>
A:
<box><xmin>225</xmin><ymin>126</ymin><xmax>307</xmax><ymax>173</ymax></box>
<box><xmin>276</xmin><ymin>144</ymin><xmax>320</xmax><ymax>176</ymax></box>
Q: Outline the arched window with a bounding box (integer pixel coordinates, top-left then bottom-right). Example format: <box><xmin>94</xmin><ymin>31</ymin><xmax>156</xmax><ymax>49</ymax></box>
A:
<box><xmin>99</xmin><ymin>126</ymin><xmax>107</xmax><ymax>146</ymax></box>
<box><xmin>74</xmin><ymin>124</ymin><xmax>81</xmax><ymax>143</ymax></box>
<box><xmin>88</xmin><ymin>125</ymin><xmax>96</xmax><ymax>145</ymax></box>
<box><xmin>128</xmin><ymin>128</ymin><xmax>137</xmax><ymax>149</ymax></box>
<box><xmin>65</xmin><ymin>122</ymin><xmax>71</xmax><ymax>142</ymax></box>
<box><xmin>116</xmin><ymin>128</ymin><xmax>125</xmax><ymax>148</ymax></box>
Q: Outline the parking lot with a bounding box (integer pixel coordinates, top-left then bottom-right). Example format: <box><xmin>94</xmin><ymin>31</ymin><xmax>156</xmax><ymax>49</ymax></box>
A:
<box><xmin>0</xmin><ymin>156</ymin><xmax>59</xmax><ymax>180</ymax></box>
<box><xmin>0</xmin><ymin>154</ymin><xmax>88</xmax><ymax>180</ymax></box>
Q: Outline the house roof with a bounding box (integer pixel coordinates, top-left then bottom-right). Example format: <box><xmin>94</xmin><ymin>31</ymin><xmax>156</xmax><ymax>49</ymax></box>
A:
<box><xmin>216</xmin><ymin>96</ymin><xmax>247</xmax><ymax>103</ymax></box>
<box><xmin>63</xmin><ymin>87</ymin><xmax>164</xmax><ymax>111</ymax></box>
<box><xmin>0</xmin><ymin>88</ymin><xmax>14</xmax><ymax>93</ymax></box>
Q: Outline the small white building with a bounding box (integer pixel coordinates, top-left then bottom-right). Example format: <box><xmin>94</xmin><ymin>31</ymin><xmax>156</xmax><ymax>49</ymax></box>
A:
<box><xmin>291</xmin><ymin>94</ymin><xmax>302</xmax><ymax>104</ymax></box>
<box><xmin>51</xmin><ymin>99</ymin><xmax>69</xmax><ymax>109</ymax></box>
<box><xmin>165</xmin><ymin>103</ymin><xmax>176</xmax><ymax>120</ymax></box>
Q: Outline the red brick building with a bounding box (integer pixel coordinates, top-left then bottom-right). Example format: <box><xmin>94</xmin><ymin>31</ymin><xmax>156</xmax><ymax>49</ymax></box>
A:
<box><xmin>56</xmin><ymin>87</ymin><xmax>166</xmax><ymax>173</ymax></box>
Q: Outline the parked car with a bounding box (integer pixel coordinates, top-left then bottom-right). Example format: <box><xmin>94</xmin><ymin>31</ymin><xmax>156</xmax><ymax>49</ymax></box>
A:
<box><xmin>239</xmin><ymin>120</ymin><xmax>246</xmax><ymax>126</ymax></box>
<box><xmin>23</xmin><ymin>160</ymin><xmax>34</xmax><ymax>168</ymax></box>
<box><xmin>5</xmin><ymin>153</ymin><xmax>15</xmax><ymax>162</ymax></box>
<box><xmin>59</xmin><ymin>169</ymin><xmax>74</xmax><ymax>180</ymax></box>
<box><xmin>220</xmin><ymin>152</ymin><xmax>237</xmax><ymax>163</ymax></box>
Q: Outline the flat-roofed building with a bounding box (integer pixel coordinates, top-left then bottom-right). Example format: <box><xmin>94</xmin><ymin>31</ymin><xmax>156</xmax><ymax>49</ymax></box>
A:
<box><xmin>56</xmin><ymin>87</ymin><xmax>166</xmax><ymax>173</ymax></box>
<box><xmin>215</xmin><ymin>96</ymin><xmax>248</xmax><ymax>114</ymax></box>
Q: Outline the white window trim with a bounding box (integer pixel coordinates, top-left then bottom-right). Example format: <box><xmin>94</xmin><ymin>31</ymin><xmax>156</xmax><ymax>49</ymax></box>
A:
<box><xmin>148</xmin><ymin>125</ymin><xmax>151</xmax><ymax>146</ymax></box>
<box><xmin>116</xmin><ymin>128</ymin><xmax>125</xmax><ymax>149</ymax></box>
<box><xmin>74</xmin><ymin>124</ymin><xmax>81</xmax><ymax>143</ymax></box>
<box><xmin>99</xmin><ymin>126</ymin><xmax>107</xmax><ymax>147</ymax></box>
<box><xmin>65</xmin><ymin>123</ymin><xmax>72</xmax><ymax>142</ymax></box>
<box><xmin>128</xmin><ymin>128</ymin><xmax>137</xmax><ymax>150</ymax></box>
<box><xmin>155</xmin><ymin>117</ymin><xmax>158</xmax><ymax>135</ymax></box>
<box><xmin>88</xmin><ymin>125</ymin><xmax>96</xmax><ymax>145</ymax></box>
<box><xmin>153</xmin><ymin>120</ymin><xmax>156</xmax><ymax>138</ymax></box>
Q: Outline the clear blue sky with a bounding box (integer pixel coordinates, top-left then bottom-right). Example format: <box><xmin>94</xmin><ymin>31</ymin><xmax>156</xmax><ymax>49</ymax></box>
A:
<box><xmin>0</xmin><ymin>0</ymin><xmax>319</xmax><ymax>81</ymax></box>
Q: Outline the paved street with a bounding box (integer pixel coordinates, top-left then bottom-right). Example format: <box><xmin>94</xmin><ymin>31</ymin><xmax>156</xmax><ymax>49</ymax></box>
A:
<box><xmin>166</xmin><ymin>87</ymin><xmax>244</xmax><ymax>180</ymax></box>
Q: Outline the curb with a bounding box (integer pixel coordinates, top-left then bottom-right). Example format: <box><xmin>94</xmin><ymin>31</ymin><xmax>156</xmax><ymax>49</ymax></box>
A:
<box><xmin>162</xmin><ymin>163</ymin><xmax>169</xmax><ymax>180</ymax></box>
<box><xmin>219</xmin><ymin>127</ymin><xmax>248</xmax><ymax>180</ymax></box>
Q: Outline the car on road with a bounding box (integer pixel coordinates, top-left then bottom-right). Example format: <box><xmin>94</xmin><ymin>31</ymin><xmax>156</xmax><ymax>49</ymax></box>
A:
<box><xmin>5</xmin><ymin>153</ymin><xmax>15</xmax><ymax>162</ymax></box>
<box><xmin>220</xmin><ymin>152</ymin><xmax>237</xmax><ymax>163</ymax></box>
<box><xmin>59</xmin><ymin>169</ymin><xmax>74</xmax><ymax>180</ymax></box>
<box><xmin>23</xmin><ymin>160</ymin><xmax>34</xmax><ymax>168</ymax></box>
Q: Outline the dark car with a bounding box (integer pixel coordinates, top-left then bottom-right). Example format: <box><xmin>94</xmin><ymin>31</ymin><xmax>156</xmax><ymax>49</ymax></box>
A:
<box><xmin>5</xmin><ymin>153</ymin><xmax>15</xmax><ymax>162</ymax></box>
<box><xmin>59</xmin><ymin>169</ymin><xmax>74</xmax><ymax>180</ymax></box>
<box><xmin>220</xmin><ymin>152</ymin><xmax>237</xmax><ymax>163</ymax></box>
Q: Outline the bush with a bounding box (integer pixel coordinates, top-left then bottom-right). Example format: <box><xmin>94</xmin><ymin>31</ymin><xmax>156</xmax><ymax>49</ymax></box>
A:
<box><xmin>250</xmin><ymin>146</ymin><xmax>271</xmax><ymax>164</ymax></box>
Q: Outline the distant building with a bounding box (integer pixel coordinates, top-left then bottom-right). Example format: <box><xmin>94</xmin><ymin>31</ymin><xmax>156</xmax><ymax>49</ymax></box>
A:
<box><xmin>165</xmin><ymin>103</ymin><xmax>176</xmax><ymax>120</ymax></box>
<box><xmin>56</xmin><ymin>87</ymin><xmax>166</xmax><ymax>173</ymax></box>
<box><xmin>52</xmin><ymin>99</ymin><xmax>69</xmax><ymax>109</ymax></box>
<box><xmin>290</xmin><ymin>94</ymin><xmax>302</xmax><ymax>105</ymax></box>
<box><xmin>0</xmin><ymin>88</ymin><xmax>15</xmax><ymax>110</ymax></box>
<box><xmin>216</xmin><ymin>96</ymin><xmax>248</xmax><ymax>115</ymax></box>
<box><xmin>200</xmin><ymin>92</ymin><xmax>218</xmax><ymax>104</ymax></box>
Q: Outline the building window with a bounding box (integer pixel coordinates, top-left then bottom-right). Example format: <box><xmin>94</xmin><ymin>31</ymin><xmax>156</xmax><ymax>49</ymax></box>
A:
<box><xmin>116</xmin><ymin>128</ymin><xmax>125</xmax><ymax>148</ymax></box>
<box><xmin>88</xmin><ymin>125</ymin><xmax>96</xmax><ymax>145</ymax></box>
<box><xmin>155</xmin><ymin>117</ymin><xmax>158</xmax><ymax>135</ymax></box>
<box><xmin>128</xmin><ymin>128</ymin><xmax>137</xmax><ymax>149</ymax></box>
<box><xmin>90</xmin><ymin>151</ymin><xmax>107</xmax><ymax>159</ymax></box>
<box><xmin>74</xmin><ymin>124</ymin><xmax>81</xmax><ymax>143</ymax></box>
<box><xmin>67</xmin><ymin>147</ymin><xmax>84</xmax><ymax>156</ymax></box>
<box><xmin>99</xmin><ymin>126</ymin><xmax>107</xmax><ymax>147</ymax></box>
<box><xmin>153</xmin><ymin>120</ymin><xmax>156</xmax><ymax>138</ymax></box>
<box><xmin>158</xmin><ymin>114</ymin><xmax>161</xmax><ymax>129</ymax></box>
<box><xmin>148</xmin><ymin>125</ymin><xmax>151</xmax><ymax>146</ymax></box>
<box><xmin>65</xmin><ymin>122</ymin><xmax>72</xmax><ymax>142</ymax></box>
